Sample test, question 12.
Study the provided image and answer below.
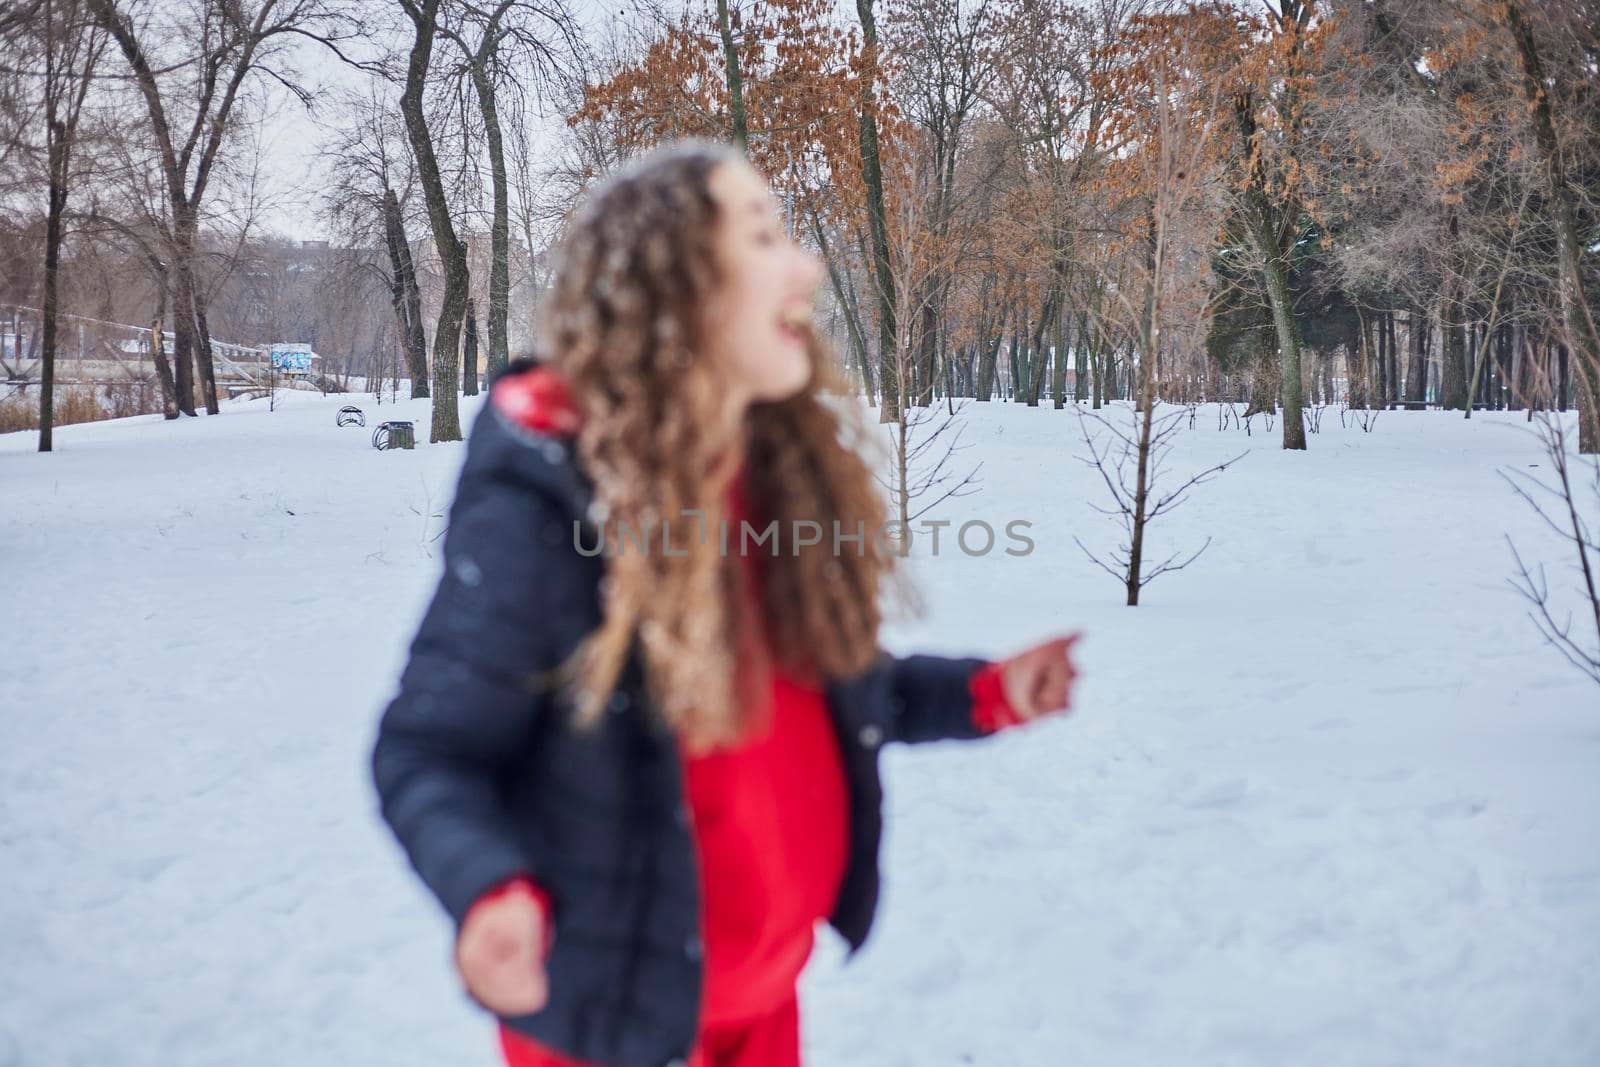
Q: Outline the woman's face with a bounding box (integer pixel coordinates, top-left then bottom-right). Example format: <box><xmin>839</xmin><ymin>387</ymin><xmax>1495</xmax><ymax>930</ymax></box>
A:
<box><xmin>700</xmin><ymin>160</ymin><xmax>826</xmax><ymax>405</ymax></box>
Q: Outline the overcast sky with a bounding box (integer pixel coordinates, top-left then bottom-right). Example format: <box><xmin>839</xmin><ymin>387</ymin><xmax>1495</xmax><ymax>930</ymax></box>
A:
<box><xmin>249</xmin><ymin>0</ymin><xmax>612</xmax><ymax>242</ymax></box>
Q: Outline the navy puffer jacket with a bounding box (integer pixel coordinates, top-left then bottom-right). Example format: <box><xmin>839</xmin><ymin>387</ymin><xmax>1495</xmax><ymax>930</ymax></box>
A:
<box><xmin>371</xmin><ymin>365</ymin><xmax>994</xmax><ymax>1067</ymax></box>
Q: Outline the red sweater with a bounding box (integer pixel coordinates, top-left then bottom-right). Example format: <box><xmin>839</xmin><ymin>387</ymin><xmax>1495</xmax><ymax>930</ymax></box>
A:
<box><xmin>478</xmin><ymin>367</ymin><xmax>1023</xmax><ymax>1065</ymax></box>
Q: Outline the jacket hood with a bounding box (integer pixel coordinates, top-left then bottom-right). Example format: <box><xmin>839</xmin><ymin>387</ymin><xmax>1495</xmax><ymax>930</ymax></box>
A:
<box><xmin>476</xmin><ymin>360</ymin><xmax>597</xmax><ymax>530</ymax></box>
<box><xmin>490</xmin><ymin>360</ymin><xmax>582</xmax><ymax>438</ymax></box>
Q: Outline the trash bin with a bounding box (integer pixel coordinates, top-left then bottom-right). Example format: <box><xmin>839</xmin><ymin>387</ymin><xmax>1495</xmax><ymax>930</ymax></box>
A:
<box><xmin>372</xmin><ymin>421</ymin><xmax>415</xmax><ymax>450</ymax></box>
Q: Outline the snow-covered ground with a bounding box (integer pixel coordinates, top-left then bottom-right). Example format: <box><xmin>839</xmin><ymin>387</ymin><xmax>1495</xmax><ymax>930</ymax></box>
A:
<box><xmin>2</xmin><ymin>392</ymin><xmax>1596</xmax><ymax>1067</ymax></box>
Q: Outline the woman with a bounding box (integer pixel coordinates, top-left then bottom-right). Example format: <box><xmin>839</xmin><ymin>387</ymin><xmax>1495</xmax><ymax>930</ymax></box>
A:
<box><xmin>371</xmin><ymin>138</ymin><xmax>1080</xmax><ymax>1067</ymax></box>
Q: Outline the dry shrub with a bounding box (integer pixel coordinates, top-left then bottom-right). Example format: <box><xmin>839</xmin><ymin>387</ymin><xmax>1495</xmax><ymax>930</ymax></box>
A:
<box><xmin>0</xmin><ymin>383</ymin><xmax>161</xmax><ymax>434</ymax></box>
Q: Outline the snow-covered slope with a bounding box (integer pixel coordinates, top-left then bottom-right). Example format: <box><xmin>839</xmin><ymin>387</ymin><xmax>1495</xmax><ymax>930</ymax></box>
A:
<box><xmin>2</xmin><ymin>393</ymin><xmax>1595</xmax><ymax>1067</ymax></box>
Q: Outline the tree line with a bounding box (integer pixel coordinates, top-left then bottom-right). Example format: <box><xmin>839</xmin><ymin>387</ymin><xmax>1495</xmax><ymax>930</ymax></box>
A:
<box><xmin>1</xmin><ymin>0</ymin><xmax>581</xmax><ymax>446</ymax></box>
<box><xmin>3</xmin><ymin>0</ymin><xmax>1596</xmax><ymax>453</ymax></box>
<box><xmin>577</xmin><ymin>0</ymin><xmax>1598</xmax><ymax>451</ymax></box>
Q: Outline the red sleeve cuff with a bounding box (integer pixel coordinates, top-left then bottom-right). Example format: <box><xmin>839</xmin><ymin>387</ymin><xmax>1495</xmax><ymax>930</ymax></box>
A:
<box><xmin>970</xmin><ymin>660</ymin><xmax>1025</xmax><ymax>734</ymax></box>
<box><xmin>464</xmin><ymin>875</ymin><xmax>555</xmax><ymax>958</ymax></box>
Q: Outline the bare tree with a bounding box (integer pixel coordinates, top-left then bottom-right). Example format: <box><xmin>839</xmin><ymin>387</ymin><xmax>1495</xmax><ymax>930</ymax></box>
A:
<box><xmin>1221</xmin><ymin>0</ymin><xmax>1325</xmax><ymax>451</ymax></box>
<box><xmin>1500</xmin><ymin>1</ymin><xmax>1600</xmax><ymax>453</ymax></box>
<box><xmin>887</xmin><ymin>0</ymin><xmax>1001</xmax><ymax>407</ymax></box>
<box><xmin>1076</xmin><ymin>4</ymin><xmax>1242</xmax><ymax>605</ymax></box>
<box><xmin>396</xmin><ymin>0</ymin><xmax>469</xmax><ymax>442</ymax></box>
<box><xmin>2</xmin><ymin>0</ymin><xmax>107</xmax><ymax>450</ymax></box>
<box><xmin>85</xmin><ymin>0</ymin><xmax>360</xmax><ymax>416</ymax></box>
<box><xmin>857</xmin><ymin>0</ymin><xmax>901</xmax><ymax>422</ymax></box>
<box><xmin>1505</xmin><ymin>412</ymin><xmax>1600</xmax><ymax>685</ymax></box>
<box><xmin>0</xmin><ymin>6</ymin><xmax>42</xmax><ymax>182</ymax></box>
<box><xmin>382</xmin><ymin>184</ymin><xmax>431</xmax><ymax>395</ymax></box>
<box><xmin>321</xmin><ymin>86</ymin><xmax>432</xmax><ymax>397</ymax></box>
<box><xmin>439</xmin><ymin>0</ymin><xmax>580</xmax><ymax>377</ymax></box>
<box><xmin>874</xmin><ymin>138</ymin><xmax>981</xmax><ymax>532</ymax></box>
<box><xmin>1074</xmin><ymin>401</ymin><xmax>1242</xmax><ymax>603</ymax></box>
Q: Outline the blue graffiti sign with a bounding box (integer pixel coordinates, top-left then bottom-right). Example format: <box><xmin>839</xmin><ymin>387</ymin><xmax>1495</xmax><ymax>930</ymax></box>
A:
<box><xmin>270</xmin><ymin>343</ymin><xmax>316</xmax><ymax>374</ymax></box>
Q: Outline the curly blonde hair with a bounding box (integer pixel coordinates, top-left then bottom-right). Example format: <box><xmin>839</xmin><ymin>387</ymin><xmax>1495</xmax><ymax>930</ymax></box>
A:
<box><xmin>536</xmin><ymin>139</ymin><xmax>899</xmax><ymax>752</ymax></box>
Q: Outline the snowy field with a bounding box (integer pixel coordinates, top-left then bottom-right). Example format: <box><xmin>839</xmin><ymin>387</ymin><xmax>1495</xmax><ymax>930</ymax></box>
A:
<box><xmin>2</xmin><ymin>392</ymin><xmax>1597</xmax><ymax>1067</ymax></box>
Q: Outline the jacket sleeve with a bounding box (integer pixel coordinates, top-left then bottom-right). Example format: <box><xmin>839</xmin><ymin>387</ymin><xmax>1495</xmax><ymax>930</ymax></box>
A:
<box><xmin>855</xmin><ymin>652</ymin><xmax>993</xmax><ymax>744</ymax></box>
<box><xmin>968</xmin><ymin>660</ymin><xmax>1026</xmax><ymax>734</ymax></box>
<box><xmin>370</xmin><ymin>425</ymin><xmax>568</xmax><ymax>930</ymax></box>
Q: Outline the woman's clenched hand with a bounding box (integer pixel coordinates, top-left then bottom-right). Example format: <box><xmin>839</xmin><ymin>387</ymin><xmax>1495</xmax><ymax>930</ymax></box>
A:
<box><xmin>456</xmin><ymin>883</ymin><xmax>550</xmax><ymax>1017</ymax></box>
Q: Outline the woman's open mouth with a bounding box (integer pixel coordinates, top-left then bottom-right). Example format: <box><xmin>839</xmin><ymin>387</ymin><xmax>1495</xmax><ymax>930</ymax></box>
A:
<box><xmin>777</xmin><ymin>309</ymin><xmax>810</xmax><ymax>345</ymax></box>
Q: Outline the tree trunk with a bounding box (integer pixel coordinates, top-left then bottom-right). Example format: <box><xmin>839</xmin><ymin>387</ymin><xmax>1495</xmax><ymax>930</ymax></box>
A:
<box><xmin>1558</xmin><ymin>344</ymin><xmax>1572</xmax><ymax>411</ymax></box>
<box><xmin>1375</xmin><ymin>306</ymin><xmax>1388</xmax><ymax>407</ymax></box>
<box><xmin>1074</xmin><ymin>309</ymin><xmax>1089</xmax><ymax>404</ymax></box>
<box><xmin>975</xmin><ymin>311</ymin><xmax>1002</xmax><ymax>401</ymax></box>
<box><xmin>913</xmin><ymin>291</ymin><xmax>938</xmax><ymax>407</ymax></box>
<box><xmin>1506</xmin><ymin>2</ymin><xmax>1600</xmax><ymax>452</ymax></box>
<box><xmin>173</xmin><ymin>211</ymin><xmax>219</xmax><ymax>415</ymax></box>
<box><xmin>170</xmin><ymin>256</ymin><xmax>198</xmax><ymax>416</ymax></box>
<box><xmin>1236</xmin><ymin>88</ymin><xmax>1307</xmax><ymax>448</ymax></box>
<box><xmin>1376</xmin><ymin>308</ymin><xmax>1388</xmax><ymax>409</ymax></box>
<box><xmin>715</xmin><ymin>0</ymin><xmax>747</xmax><ymax>148</ymax></box>
<box><xmin>1010</xmin><ymin>314</ymin><xmax>1026</xmax><ymax>403</ymax></box>
<box><xmin>1404</xmin><ymin>307</ymin><xmax>1429</xmax><ymax>409</ymax></box>
<box><xmin>463</xmin><ymin>297</ymin><xmax>480</xmax><ymax>396</ymax></box>
<box><xmin>1512</xmin><ymin>325</ymin><xmax>1529</xmax><ymax>409</ymax></box>
<box><xmin>1244</xmin><ymin>345</ymin><xmax>1277</xmax><ymax>417</ymax></box>
<box><xmin>145</xmin><ymin>265</ymin><xmax>180</xmax><ymax>419</ymax></box>
<box><xmin>1351</xmin><ymin>308</ymin><xmax>1371</xmax><ymax>411</ymax></box>
<box><xmin>467</xmin><ymin>60</ymin><xmax>511</xmax><ymax>376</ymax></box>
<box><xmin>399</xmin><ymin>0</ymin><xmax>465</xmax><ymax>443</ymax></box>
<box><xmin>1092</xmin><ymin>334</ymin><xmax>1105</xmax><ymax>410</ymax></box>
<box><xmin>1440</xmin><ymin>278</ymin><xmax>1469</xmax><ymax>410</ymax></box>
<box><xmin>149</xmin><ymin>312</ymin><xmax>178</xmax><ymax>419</ymax></box>
<box><xmin>810</xmin><ymin>210</ymin><xmax>872</xmax><ymax>404</ymax></box>
<box><xmin>1260</xmin><ymin>251</ymin><xmax>1306</xmax><ymax>448</ymax></box>
<box><xmin>382</xmin><ymin>187</ymin><xmax>430</xmax><ymax>398</ymax></box>
<box><xmin>1465</xmin><ymin>318</ymin><xmax>1493</xmax><ymax>416</ymax></box>
<box><xmin>39</xmin><ymin>127</ymin><xmax>67</xmax><ymax>452</ymax></box>
<box><xmin>1027</xmin><ymin>288</ymin><xmax>1057</xmax><ymax>407</ymax></box>
<box><xmin>1127</xmin><ymin>347</ymin><xmax>1158</xmax><ymax>606</ymax></box>
<box><xmin>1053</xmin><ymin>300</ymin><xmax>1070</xmax><ymax>409</ymax></box>
<box><xmin>193</xmin><ymin>289</ymin><xmax>219</xmax><ymax>413</ymax></box>
<box><xmin>856</xmin><ymin>0</ymin><xmax>897</xmax><ymax>423</ymax></box>
<box><xmin>1441</xmin><ymin>317</ymin><xmax>1467</xmax><ymax>410</ymax></box>
<box><xmin>1494</xmin><ymin>322</ymin><xmax>1512</xmax><ymax>409</ymax></box>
